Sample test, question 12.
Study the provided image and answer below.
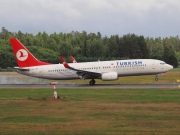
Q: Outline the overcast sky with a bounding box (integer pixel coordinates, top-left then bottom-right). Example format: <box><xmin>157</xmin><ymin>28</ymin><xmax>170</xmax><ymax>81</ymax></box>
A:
<box><xmin>1</xmin><ymin>0</ymin><xmax>180</xmax><ymax>37</ymax></box>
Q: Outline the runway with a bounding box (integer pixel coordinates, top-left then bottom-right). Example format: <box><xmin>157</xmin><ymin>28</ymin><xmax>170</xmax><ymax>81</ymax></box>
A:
<box><xmin>0</xmin><ymin>83</ymin><xmax>179</xmax><ymax>88</ymax></box>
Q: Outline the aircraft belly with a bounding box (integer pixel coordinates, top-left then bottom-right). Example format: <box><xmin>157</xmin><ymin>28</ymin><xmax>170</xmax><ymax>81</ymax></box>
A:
<box><xmin>42</xmin><ymin>70</ymin><xmax>78</xmax><ymax>80</ymax></box>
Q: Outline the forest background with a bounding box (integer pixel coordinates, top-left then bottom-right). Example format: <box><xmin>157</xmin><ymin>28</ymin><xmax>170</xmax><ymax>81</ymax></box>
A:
<box><xmin>0</xmin><ymin>27</ymin><xmax>179</xmax><ymax>69</ymax></box>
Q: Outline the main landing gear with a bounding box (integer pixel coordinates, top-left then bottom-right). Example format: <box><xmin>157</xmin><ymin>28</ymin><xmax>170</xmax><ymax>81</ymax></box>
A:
<box><xmin>155</xmin><ymin>75</ymin><xmax>159</xmax><ymax>81</ymax></box>
<box><xmin>89</xmin><ymin>79</ymin><xmax>96</xmax><ymax>85</ymax></box>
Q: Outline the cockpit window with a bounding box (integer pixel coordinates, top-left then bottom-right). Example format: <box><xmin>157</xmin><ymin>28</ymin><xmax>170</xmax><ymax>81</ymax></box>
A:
<box><xmin>160</xmin><ymin>63</ymin><xmax>165</xmax><ymax>65</ymax></box>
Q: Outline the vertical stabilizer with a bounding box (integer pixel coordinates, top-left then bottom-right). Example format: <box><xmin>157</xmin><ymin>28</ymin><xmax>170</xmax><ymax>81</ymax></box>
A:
<box><xmin>10</xmin><ymin>38</ymin><xmax>51</xmax><ymax>67</ymax></box>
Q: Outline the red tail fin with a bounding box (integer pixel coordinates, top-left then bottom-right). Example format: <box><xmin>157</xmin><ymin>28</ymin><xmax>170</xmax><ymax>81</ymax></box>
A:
<box><xmin>10</xmin><ymin>38</ymin><xmax>51</xmax><ymax>67</ymax></box>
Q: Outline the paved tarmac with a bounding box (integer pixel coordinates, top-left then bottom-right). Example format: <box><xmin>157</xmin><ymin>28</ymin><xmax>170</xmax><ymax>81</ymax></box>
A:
<box><xmin>0</xmin><ymin>83</ymin><xmax>179</xmax><ymax>88</ymax></box>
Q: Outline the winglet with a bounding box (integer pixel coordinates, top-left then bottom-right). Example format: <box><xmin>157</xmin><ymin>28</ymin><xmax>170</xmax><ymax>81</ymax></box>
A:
<box><xmin>60</xmin><ymin>56</ymin><xmax>71</xmax><ymax>68</ymax></box>
<box><xmin>70</xmin><ymin>56</ymin><xmax>77</xmax><ymax>63</ymax></box>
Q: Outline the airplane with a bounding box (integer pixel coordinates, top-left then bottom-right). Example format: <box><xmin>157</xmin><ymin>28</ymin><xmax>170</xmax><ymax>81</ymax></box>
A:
<box><xmin>10</xmin><ymin>38</ymin><xmax>173</xmax><ymax>85</ymax></box>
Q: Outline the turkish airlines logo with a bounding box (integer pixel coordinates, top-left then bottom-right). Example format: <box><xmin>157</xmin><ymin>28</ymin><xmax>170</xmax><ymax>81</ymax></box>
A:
<box><xmin>16</xmin><ymin>49</ymin><xmax>28</xmax><ymax>61</ymax></box>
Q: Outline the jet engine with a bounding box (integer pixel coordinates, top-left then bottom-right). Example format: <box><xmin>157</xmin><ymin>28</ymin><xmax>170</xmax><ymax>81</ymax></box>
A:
<box><xmin>101</xmin><ymin>72</ymin><xmax>118</xmax><ymax>81</ymax></box>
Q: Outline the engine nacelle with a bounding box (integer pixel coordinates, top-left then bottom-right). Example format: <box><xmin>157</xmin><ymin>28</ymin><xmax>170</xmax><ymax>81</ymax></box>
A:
<box><xmin>101</xmin><ymin>72</ymin><xmax>118</xmax><ymax>81</ymax></box>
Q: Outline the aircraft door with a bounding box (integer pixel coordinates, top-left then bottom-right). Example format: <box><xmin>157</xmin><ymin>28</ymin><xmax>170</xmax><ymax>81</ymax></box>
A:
<box><xmin>152</xmin><ymin>63</ymin><xmax>156</xmax><ymax>69</ymax></box>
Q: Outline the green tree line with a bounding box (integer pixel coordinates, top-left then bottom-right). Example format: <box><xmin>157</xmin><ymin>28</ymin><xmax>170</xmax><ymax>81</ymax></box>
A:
<box><xmin>0</xmin><ymin>27</ymin><xmax>179</xmax><ymax>69</ymax></box>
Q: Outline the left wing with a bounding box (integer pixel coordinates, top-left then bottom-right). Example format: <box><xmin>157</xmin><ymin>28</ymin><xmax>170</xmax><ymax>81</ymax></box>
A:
<box><xmin>60</xmin><ymin>56</ymin><xmax>101</xmax><ymax>79</ymax></box>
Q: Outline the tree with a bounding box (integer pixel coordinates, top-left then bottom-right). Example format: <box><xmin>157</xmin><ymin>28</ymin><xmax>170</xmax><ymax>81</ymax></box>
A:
<box><xmin>162</xmin><ymin>38</ymin><xmax>178</xmax><ymax>68</ymax></box>
<box><xmin>107</xmin><ymin>35</ymin><xmax>119</xmax><ymax>58</ymax></box>
<box><xmin>138</xmin><ymin>36</ymin><xmax>149</xmax><ymax>58</ymax></box>
<box><xmin>0</xmin><ymin>27</ymin><xmax>179</xmax><ymax>68</ymax></box>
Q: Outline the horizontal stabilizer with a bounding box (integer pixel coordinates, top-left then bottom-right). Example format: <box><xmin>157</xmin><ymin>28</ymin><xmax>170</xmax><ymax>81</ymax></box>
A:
<box><xmin>14</xmin><ymin>67</ymin><xmax>30</xmax><ymax>71</ymax></box>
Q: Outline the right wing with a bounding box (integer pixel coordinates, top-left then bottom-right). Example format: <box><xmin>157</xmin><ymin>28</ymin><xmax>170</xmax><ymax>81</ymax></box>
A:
<box><xmin>70</xmin><ymin>56</ymin><xmax>77</xmax><ymax>63</ymax></box>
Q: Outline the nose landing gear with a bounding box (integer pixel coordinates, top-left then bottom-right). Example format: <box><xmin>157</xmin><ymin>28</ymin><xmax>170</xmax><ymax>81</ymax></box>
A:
<box><xmin>155</xmin><ymin>73</ymin><xmax>163</xmax><ymax>81</ymax></box>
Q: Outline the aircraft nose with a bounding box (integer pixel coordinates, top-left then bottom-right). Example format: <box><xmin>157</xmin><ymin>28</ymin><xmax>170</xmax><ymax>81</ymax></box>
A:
<box><xmin>167</xmin><ymin>64</ymin><xmax>173</xmax><ymax>70</ymax></box>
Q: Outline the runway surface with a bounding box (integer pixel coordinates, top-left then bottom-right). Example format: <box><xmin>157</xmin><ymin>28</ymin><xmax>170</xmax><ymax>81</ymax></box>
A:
<box><xmin>0</xmin><ymin>83</ymin><xmax>179</xmax><ymax>88</ymax></box>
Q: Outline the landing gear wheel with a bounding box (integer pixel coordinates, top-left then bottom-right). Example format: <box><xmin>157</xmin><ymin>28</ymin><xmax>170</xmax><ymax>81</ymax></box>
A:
<box><xmin>89</xmin><ymin>79</ymin><xmax>95</xmax><ymax>85</ymax></box>
<box><xmin>155</xmin><ymin>78</ymin><xmax>158</xmax><ymax>81</ymax></box>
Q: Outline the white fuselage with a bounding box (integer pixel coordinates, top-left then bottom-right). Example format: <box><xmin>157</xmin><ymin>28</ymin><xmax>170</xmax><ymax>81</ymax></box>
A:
<box><xmin>17</xmin><ymin>59</ymin><xmax>173</xmax><ymax>80</ymax></box>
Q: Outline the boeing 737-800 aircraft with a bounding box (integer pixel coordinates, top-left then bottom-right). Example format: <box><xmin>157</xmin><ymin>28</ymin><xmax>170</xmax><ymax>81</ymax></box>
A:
<box><xmin>10</xmin><ymin>38</ymin><xmax>173</xmax><ymax>85</ymax></box>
